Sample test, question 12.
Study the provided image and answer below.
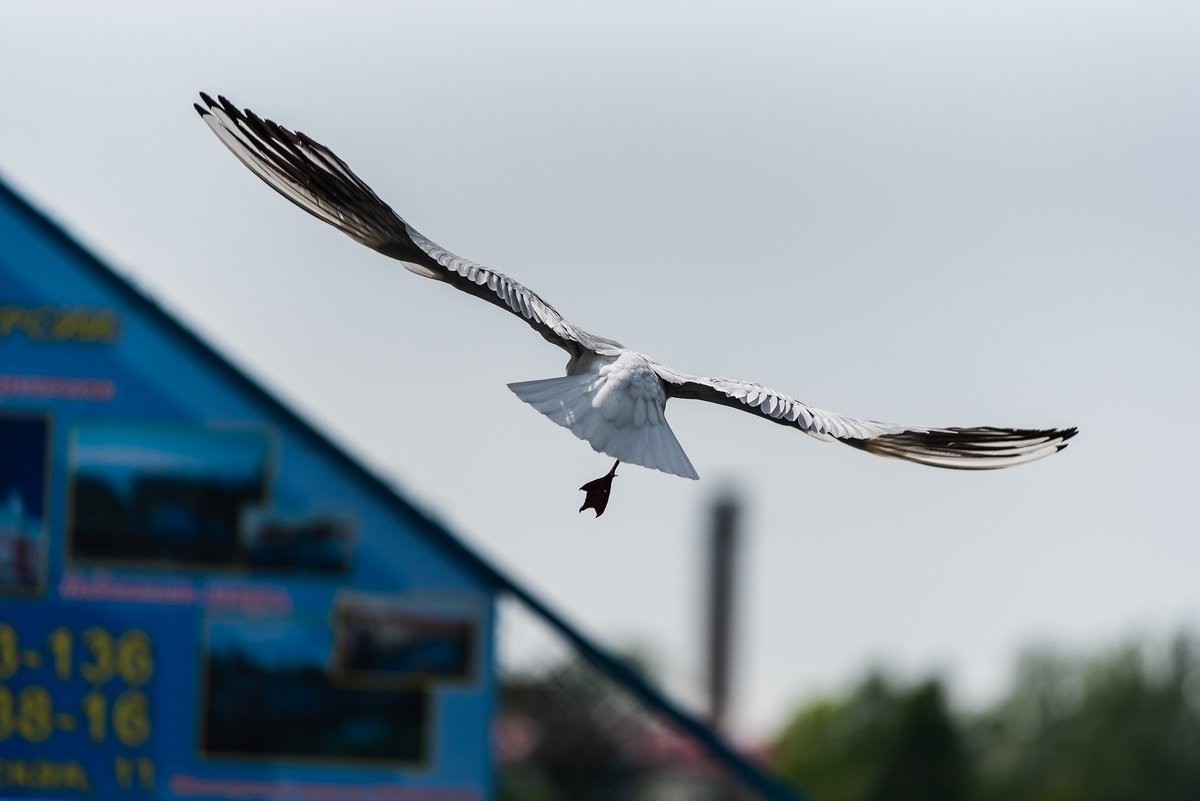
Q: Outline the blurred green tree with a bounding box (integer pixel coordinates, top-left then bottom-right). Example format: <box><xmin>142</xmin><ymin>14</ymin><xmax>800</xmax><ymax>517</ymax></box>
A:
<box><xmin>771</xmin><ymin>633</ymin><xmax>1200</xmax><ymax>801</ymax></box>
<box><xmin>970</xmin><ymin>635</ymin><xmax>1200</xmax><ymax>801</ymax></box>
<box><xmin>772</xmin><ymin>673</ymin><xmax>968</xmax><ymax>801</ymax></box>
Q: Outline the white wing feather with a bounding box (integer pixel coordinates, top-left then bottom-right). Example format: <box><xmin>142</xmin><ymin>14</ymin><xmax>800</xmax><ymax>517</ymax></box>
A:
<box><xmin>653</xmin><ymin>365</ymin><xmax>1077</xmax><ymax>470</ymax></box>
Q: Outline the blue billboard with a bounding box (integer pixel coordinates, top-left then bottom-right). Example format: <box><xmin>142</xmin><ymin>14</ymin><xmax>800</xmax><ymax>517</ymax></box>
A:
<box><xmin>0</xmin><ymin>179</ymin><xmax>495</xmax><ymax>800</ymax></box>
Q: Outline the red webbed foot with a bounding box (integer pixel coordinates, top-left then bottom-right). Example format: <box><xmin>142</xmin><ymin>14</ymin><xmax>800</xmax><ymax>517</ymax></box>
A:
<box><xmin>579</xmin><ymin>460</ymin><xmax>620</xmax><ymax>517</ymax></box>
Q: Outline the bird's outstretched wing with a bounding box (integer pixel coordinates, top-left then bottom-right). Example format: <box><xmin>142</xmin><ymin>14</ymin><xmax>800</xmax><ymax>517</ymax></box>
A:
<box><xmin>653</xmin><ymin>365</ymin><xmax>1077</xmax><ymax>469</ymax></box>
<box><xmin>194</xmin><ymin>93</ymin><xmax>606</xmax><ymax>355</ymax></box>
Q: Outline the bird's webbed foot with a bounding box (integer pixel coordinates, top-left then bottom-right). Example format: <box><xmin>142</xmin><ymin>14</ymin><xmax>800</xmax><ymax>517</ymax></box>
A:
<box><xmin>579</xmin><ymin>460</ymin><xmax>620</xmax><ymax>517</ymax></box>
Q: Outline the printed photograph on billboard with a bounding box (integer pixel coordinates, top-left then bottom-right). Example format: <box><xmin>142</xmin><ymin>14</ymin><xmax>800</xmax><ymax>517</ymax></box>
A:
<box><xmin>332</xmin><ymin>592</ymin><xmax>476</xmax><ymax>685</ymax></box>
<box><xmin>239</xmin><ymin>507</ymin><xmax>355</xmax><ymax>575</ymax></box>
<box><xmin>0</xmin><ymin>412</ymin><xmax>49</xmax><ymax>593</ymax></box>
<box><xmin>68</xmin><ymin>423</ymin><xmax>271</xmax><ymax>568</ymax></box>
<box><xmin>200</xmin><ymin>616</ymin><xmax>429</xmax><ymax>765</ymax></box>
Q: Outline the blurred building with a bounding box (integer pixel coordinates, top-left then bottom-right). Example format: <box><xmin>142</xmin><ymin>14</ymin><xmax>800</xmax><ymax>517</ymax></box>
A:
<box><xmin>0</xmin><ymin>176</ymin><xmax>804</xmax><ymax>801</ymax></box>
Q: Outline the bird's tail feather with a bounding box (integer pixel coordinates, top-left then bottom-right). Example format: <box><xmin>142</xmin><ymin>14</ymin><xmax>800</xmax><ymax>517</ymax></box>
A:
<box><xmin>509</xmin><ymin>375</ymin><xmax>698</xmax><ymax>479</ymax></box>
<box><xmin>843</xmin><ymin>426</ymin><xmax>1078</xmax><ymax>470</ymax></box>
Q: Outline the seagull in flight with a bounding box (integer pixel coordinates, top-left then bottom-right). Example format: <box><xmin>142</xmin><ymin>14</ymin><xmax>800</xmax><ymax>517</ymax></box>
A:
<box><xmin>195</xmin><ymin>93</ymin><xmax>1077</xmax><ymax>516</ymax></box>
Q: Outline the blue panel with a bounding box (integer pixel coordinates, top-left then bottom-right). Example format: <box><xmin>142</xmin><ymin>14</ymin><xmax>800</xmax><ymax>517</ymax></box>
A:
<box><xmin>0</xmin><ymin>186</ymin><xmax>494</xmax><ymax>800</ymax></box>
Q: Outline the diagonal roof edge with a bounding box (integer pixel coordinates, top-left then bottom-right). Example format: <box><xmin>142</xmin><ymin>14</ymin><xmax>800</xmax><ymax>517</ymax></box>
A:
<box><xmin>0</xmin><ymin>172</ymin><xmax>807</xmax><ymax>801</ymax></box>
<box><xmin>0</xmin><ymin>172</ymin><xmax>493</xmax><ymax>586</ymax></box>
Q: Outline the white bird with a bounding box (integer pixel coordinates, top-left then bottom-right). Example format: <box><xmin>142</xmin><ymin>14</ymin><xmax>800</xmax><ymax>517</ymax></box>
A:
<box><xmin>195</xmin><ymin>94</ymin><xmax>1077</xmax><ymax>516</ymax></box>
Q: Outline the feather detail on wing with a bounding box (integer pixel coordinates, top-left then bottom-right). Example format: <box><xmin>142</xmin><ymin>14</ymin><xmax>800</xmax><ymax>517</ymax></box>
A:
<box><xmin>194</xmin><ymin>93</ymin><xmax>421</xmax><ymax>266</ymax></box>
<box><xmin>653</xmin><ymin>365</ymin><xmax>1077</xmax><ymax>469</ymax></box>
<box><xmin>194</xmin><ymin>93</ymin><xmax>605</xmax><ymax>355</ymax></box>
<box><xmin>842</xmin><ymin>426</ymin><xmax>1077</xmax><ymax>469</ymax></box>
<box><xmin>403</xmin><ymin>228</ymin><xmax>619</xmax><ymax>354</ymax></box>
<box><xmin>653</xmin><ymin>367</ymin><xmax>905</xmax><ymax>440</ymax></box>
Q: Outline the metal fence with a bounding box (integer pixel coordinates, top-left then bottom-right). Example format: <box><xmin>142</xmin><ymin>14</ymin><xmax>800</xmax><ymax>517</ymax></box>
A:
<box><xmin>493</xmin><ymin>595</ymin><xmax>809</xmax><ymax>801</ymax></box>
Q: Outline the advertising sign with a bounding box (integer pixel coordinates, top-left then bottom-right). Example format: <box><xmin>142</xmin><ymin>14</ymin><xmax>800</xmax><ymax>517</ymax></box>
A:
<box><xmin>0</xmin><ymin>183</ymin><xmax>494</xmax><ymax>800</ymax></box>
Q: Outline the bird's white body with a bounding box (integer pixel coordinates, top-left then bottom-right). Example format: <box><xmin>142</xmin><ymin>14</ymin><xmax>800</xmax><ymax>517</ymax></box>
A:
<box><xmin>510</xmin><ymin>350</ymin><xmax>698</xmax><ymax>479</ymax></box>
<box><xmin>195</xmin><ymin>93</ymin><xmax>1077</xmax><ymax>490</ymax></box>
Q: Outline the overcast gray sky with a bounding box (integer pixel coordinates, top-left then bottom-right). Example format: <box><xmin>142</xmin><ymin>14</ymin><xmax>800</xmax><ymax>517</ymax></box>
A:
<box><xmin>3</xmin><ymin>0</ymin><xmax>1198</xmax><ymax>737</ymax></box>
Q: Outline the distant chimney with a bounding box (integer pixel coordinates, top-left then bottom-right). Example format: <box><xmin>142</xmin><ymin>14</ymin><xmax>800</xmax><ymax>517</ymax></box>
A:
<box><xmin>705</xmin><ymin>491</ymin><xmax>740</xmax><ymax>731</ymax></box>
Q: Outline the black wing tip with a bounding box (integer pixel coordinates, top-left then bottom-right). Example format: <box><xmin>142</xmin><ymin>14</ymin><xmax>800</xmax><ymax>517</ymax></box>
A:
<box><xmin>903</xmin><ymin>426</ymin><xmax>1079</xmax><ymax>448</ymax></box>
<box><xmin>197</xmin><ymin>92</ymin><xmax>242</xmax><ymax>121</ymax></box>
<box><xmin>201</xmin><ymin>93</ymin><xmax>249</xmax><ymax>123</ymax></box>
<box><xmin>847</xmin><ymin>423</ymin><xmax>1079</xmax><ymax>467</ymax></box>
<box><xmin>194</xmin><ymin>92</ymin><xmax>308</xmax><ymax>150</ymax></box>
<box><xmin>197</xmin><ymin>92</ymin><xmax>283</xmax><ymax>142</ymax></box>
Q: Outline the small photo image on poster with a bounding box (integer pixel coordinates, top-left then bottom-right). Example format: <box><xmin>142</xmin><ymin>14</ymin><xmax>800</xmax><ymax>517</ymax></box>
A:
<box><xmin>201</xmin><ymin>616</ymin><xmax>428</xmax><ymax>765</ymax></box>
<box><xmin>68</xmin><ymin>423</ymin><xmax>271</xmax><ymax>568</ymax></box>
<box><xmin>0</xmin><ymin>413</ymin><xmax>49</xmax><ymax>593</ymax></box>
<box><xmin>332</xmin><ymin>592</ymin><xmax>476</xmax><ymax>685</ymax></box>
<box><xmin>240</xmin><ymin>508</ymin><xmax>354</xmax><ymax>576</ymax></box>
